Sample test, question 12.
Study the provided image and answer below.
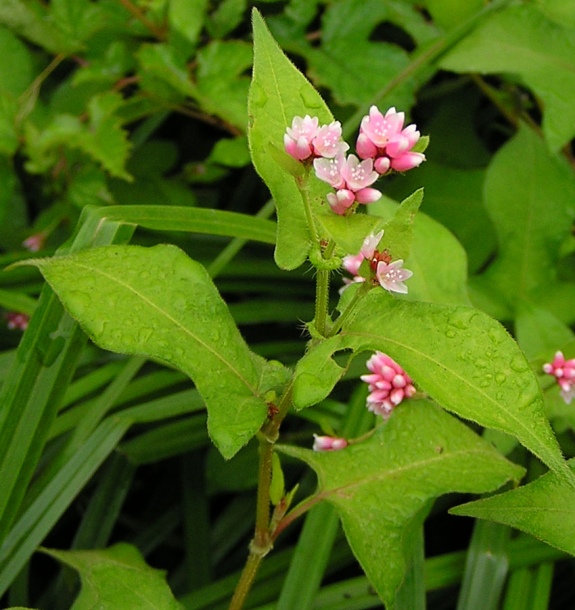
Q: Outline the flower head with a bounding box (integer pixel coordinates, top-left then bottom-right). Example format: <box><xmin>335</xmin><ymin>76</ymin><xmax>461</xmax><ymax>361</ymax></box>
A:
<box><xmin>284</xmin><ymin>115</ymin><xmax>320</xmax><ymax>161</ymax></box>
<box><xmin>313</xmin><ymin>434</ymin><xmax>348</xmax><ymax>451</ymax></box>
<box><xmin>543</xmin><ymin>351</ymin><xmax>575</xmax><ymax>404</ymax></box>
<box><xmin>361</xmin><ymin>351</ymin><xmax>416</xmax><ymax>418</ymax></box>
<box><xmin>312</xmin><ymin>121</ymin><xmax>348</xmax><ymax>158</ymax></box>
<box><xmin>356</xmin><ymin>105</ymin><xmax>425</xmax><ymax>174</ymax></box>
<box><xmin>376</xmin><ymin>259</ymin><xmax>413</xmax><ymax>294</ymax></box>
<box><xmin>314</xmin><ymin>154</ymin><xmax>382</xmax><ymax>215</ymax></box>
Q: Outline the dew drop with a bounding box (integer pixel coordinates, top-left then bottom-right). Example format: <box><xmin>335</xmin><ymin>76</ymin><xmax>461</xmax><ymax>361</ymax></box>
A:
<box><xmin>510</xmin><ymin>355</ymin><xmax>528</xmax><ymax>372</ymax></box>
<box><xmin>251</xmin><ymin>82</ymin><xmax>268</xmax><ymax>107</ymax></box>
<box><xmin>448</xmin><ymin>309</ymin><xmax>474</xmax><ymax>330</ymax></box>
<box><xmin>69</xmin><ymin>290</ymin><xmax>92</xmax><ymax>313</ymax></box>
<box><xmin>475</xmin><ymin>358</ymin><xmax>488</xmax><ymax>369</ymax></box>
<box><xmin>495</xmin><ymin>373</ymin><xmax>507</xmax><ymax>385</ymax></box>
<box><xmin>479</xmin><ymin>379</ymin><xmax>490</xmax><ymax>388</ymax></box>
<box><xmin>299</xmin><ymin>86</ymin><xmax>322</xmax><ymax>109</ymax></box>
<box><xmin>445</xmin><ymin>329</ymin><xmax>456</xmax><ymax>339</ymax></box>
<box><xmin>139</xmin><ymin>270</ymin><xmax>150</xmax><ymax>280</ymax></box>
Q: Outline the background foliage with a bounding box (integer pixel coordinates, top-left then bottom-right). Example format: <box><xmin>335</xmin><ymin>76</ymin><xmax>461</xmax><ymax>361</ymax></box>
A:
<box><xmin>0</xmin><ymin>0</ymin><xmax>574</xmax><ymax>609</ymax></box>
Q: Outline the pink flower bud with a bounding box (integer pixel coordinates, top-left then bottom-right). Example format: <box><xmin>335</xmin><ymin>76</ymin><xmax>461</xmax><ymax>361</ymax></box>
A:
<box><xmin>327</xmin><ymin>189</ymin><xmax>355</xmax><ymax>215</ymax></box>
<box><xmin>543</xmin><ymin>351</ymin><xmax>575</xmax><ymax>404</ymax></box>
<box><xmin>390</xmin><ymin>152</ymin><xmax>426</xmax><ymax>172</ymax></box>
<box><xmin>313</xmin><ymin>434</ymin><xmax>348</xmax><ymax>451</ymax></box>
<box><xmin>22</xmin><ymin>233</ymin><xmax>46</xmax><ymax>252</ymax></box>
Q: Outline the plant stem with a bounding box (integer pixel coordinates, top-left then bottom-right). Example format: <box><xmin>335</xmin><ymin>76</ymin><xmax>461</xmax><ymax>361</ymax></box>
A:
<box><xmin>327</xmin><ymin>281</ymin><xmax>371</xmax><ymax>337</ymax></box>
<box><xmin>314</xmin><ymin>269</ymin><xmax>330</xmax><ymax>336</ymax></box>
<box><xmin>229</xmin><ymin>384</ymin><xmax>294</xmax><ymax>609</ymax></box>
<box><xmin>229</xmin><ymin>553</ymin><xmax>264</xmax><ymax>610</ymax></box>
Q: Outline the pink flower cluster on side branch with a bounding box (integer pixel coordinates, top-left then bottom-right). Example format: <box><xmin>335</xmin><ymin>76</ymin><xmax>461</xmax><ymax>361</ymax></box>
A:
<box><xmin>361</xmin><ymin>351</ymin><xmax>416</xmax><ymax>418</ymax></box>
<box><xmin>284</xmin><ymin>106</ymin><xmax>425</xmax><ymax>215</ymax></box>
<box><xmin>543</xmin><ymin>351</ymin><xmax>575</xmax><ymax>404</ymax></box>
<box><xmin>341</xmin><ymin>230</ymin><xmax>413</xmax><ymax>295</ymax></box>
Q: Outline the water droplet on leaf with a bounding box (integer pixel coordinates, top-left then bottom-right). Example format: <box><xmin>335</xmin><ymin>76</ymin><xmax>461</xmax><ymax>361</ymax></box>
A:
<box><xmin>299</xmin><ymin>86</ymin><xmax>322</xmax><ymax>109</ymax></box>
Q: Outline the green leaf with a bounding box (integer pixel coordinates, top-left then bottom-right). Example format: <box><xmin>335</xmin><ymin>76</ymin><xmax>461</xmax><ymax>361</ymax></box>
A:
<box><xmin>385</xmin><ymin>161</ymin><xmax>494</xmax><ymax>274</ymax></box>
<box><xmin>279</xmin><ymin>401</ymin><xmax>523</xmax><ymax>607</ymax></box>
<box><xmin>43</xmin><ymin>543</ymin><xmax>183</xmax><ymax>609</ymax></box>
<box><xmin>0</xmin><ymin>0</ymin><xmax>66</xmax><ymax>54</ymax></box>
<box><xmin>22</xmin><ymin>245</ymin><xmax>269</xmax><ymax>458</ymax></box>
<box><xmin>99</xmin><ymin>205</ymin><xmax>276</xmax><ymax>244</ymax></box>
<box><xmin>293</xmin><ymin>291</ymin><xmax>572</xmax><ymax>486</ymax></box>
<box><xmin>440</xmin><ymin>4</ymin><xmax>575</xmax><ymax>150</ymax></box>
<box><xmin>0</xmin><ymin>93</ymin><xmax>18</xmax><ymax>156</ymax></box>
<box><xmin>451</xmin><ymin>460</ymin><xmax>575</xmax><ymax>557</ymax></box>
<box><xmin>423</xmin><ymin>0</ymin><xmax>484</xmax><ymax>30</ymax></box>
<box><xmin>315</xmin><ymin>214</ymin><xmax>385</xmax><ymax>257</ymax></box>
<box><xmin>196</xmin><ymin>41</ymin><xmax>252</xmax><ymax>130</ymax></box>
<box><xmin>370</xmin><ymin>195</ymin><xmax>471</xmax><ymax>306</ymax></box>
<box><xmin>206</xmin><ymin>0</ymin><xmax>247</xmax><ymax>39</ymax></box>
<box><xmin>480</xmin><ymin>126</ymin><xmax>575</xmax><ymax>309</ymax></box>
<box><xmin>249</xmin><ymin>8</ymin><xmax>333</xmax><ymax>270</ymax></box>
<box><xmin>23</xmin><ymin>92</ymin><xmax>131</xmax><ymax>180</ymax></box>
<box><xmin>515</xmin><ymin>302</ymin><xmax>575</xmax><ymax>360</ymax></box>
<box><xmin>0</xmin><ymin>25</ymin><xmax>36</xmax><ymax>98</ymax></box>
<box><xmin>137</xmin><ymin>43</ymin><xmax>197</xmax><ymax>99</ymax></box>
<box><xmin>168</xmin><ymin>0</ymin><xmax>208</xmax><ymax>48</ymax></box>
<box><xmin>49</xmin><ymin>0</ymin><xmax>105</xmax><ymax>52</ymax></box>
<box><xmin>378</xmin><ymin>188</ymin><xmax>423</xmax><ymax>262</ymax></box>
<box><xmin>304</xmin><ymin>0</ymin><xmax>414</xmax><ymax>109</ymax></box>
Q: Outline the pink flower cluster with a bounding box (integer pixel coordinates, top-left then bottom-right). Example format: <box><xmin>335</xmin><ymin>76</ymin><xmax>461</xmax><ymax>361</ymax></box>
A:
<box><xmin>361</xmin><ymin>351</ymin><xmax>416</xmax><ymax>418</ymax></box>
<box><xmin>284</xmin><ymin>106</ymin><xmax>425</xmax><ymax>215</ymax></box>
<box><xmin>357</xmin><ymin>106</ymin><xmax>425</xmax><ymax>173</ymax></box>
<box><xmin>341</xmin><ymin>230</ymin><xmax>413</xmax><ymax>295</ymax></box>
<box><xmin>312</xmin><ymin>434</ymin><xmax>348</xmax><ymax>452</ymax></box>
<box><xmin>5</xmin><ymin>312</ymin><xmax>29</xmax><ymax>331</ymax></box>
<box><xmin>543</xmin><ymin>351</ymin><xmax>575</xmax><ymax>404</ymax></box>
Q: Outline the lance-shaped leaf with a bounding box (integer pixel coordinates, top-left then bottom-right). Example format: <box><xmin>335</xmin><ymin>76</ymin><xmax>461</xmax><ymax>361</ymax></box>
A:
<box><xmin>21</xmin><ymin>245</ymin><xmax>269</xmax><ymax>459</ymax></box>
<box><xmin>43</xmin><ymin>543</ymin><xmax>183</xmax><ymax>609</ymax></box>
<box><xmin>279</xmin><ymin>401</ymin><xmax>524</xmax><ymax>608</ymax></box>
<box><xmin>451</xmin><ymin>461</ymin><xmax>575</xmax><ymax>556</ymax></box>
<box><xmin>249</xmin><ymin>9</ymin><xmax>333</xmax><ymax>270</ymax></box>
<box><xmin>293</xmin><ymin>291</ymin><xmax>573</xmax><ymax>487</ymax></box>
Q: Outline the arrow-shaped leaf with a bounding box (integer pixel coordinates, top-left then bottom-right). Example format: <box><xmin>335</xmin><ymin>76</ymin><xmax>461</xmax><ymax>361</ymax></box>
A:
<box><xmin>451</xmin><ymin>460</ymin><xmax>575</xmax><ymax>556</ymax></box>
<box><xmin>43</xmin><ymin>543</ymin><xmax>183</xmax><ymax>609</ymax></box>
<box><xmin>21</xmin><ymin>245</ymin><xmax>269</xmax><ymax>459</ymax></box>
<box><xmin>294</xmin><ymin>290</ymin><xmax>573</xmax><ymax>487</ymax></box>
<box><xmin>249</xmin><ymin>9</ymin><xmax>334</xmax><ymax>270</ymax></box>
<box><xmin>279</xmin><ymin>401</ymin><xmax>523</xmax><ymax>607</ymax></box>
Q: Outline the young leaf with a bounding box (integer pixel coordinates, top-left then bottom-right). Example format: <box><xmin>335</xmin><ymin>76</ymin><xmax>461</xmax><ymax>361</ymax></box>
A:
<box><xmin>249</xmin><ymin>8</ymin><xmax>333</xmax><ymax>270</ymax></box>
<box><xmin>42</xmin><ymin>543</ymin><xmax>183</xmax><ymax>609</ymax></box>
<box><xmin>21</xmin><ymin>245</ymin><xmax>269</xmax><ymax>459</ymax></box>
<box><xmin>279</xmin><ymin>401</ymin><xmax>524</xmax><ymax>608</ymax></box>
<box><xmin>293</xmin><ymin>291</ymin><xmax>573</xmax><ymax>486</ymax></box>
<box><xmin>378</xmin><ymin>188</ymin><xmax>423</xmax><ymax>262</ymax></box>
<box><xmin>369</xmin><ymin>196</ymin><xmax>471</xmax><ymax>306</ymax></box>
<box><xmin>451</xmin><ymin>461</ymin><xmax>575</xmax><ymax>557</ymax></box>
